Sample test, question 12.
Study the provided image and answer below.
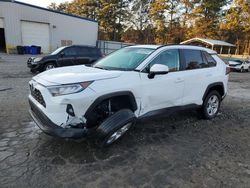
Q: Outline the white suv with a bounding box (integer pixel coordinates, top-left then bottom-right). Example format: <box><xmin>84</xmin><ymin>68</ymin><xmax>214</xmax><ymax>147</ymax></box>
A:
<box><xmin>29</xmin><ymin>45</ymin><xmax>229</xmax><ymax>146</ymax></box>
<box><xmin>229</xmin><ymin>59</ymin><xmax>250</xmax><ymax>72</ymax></box>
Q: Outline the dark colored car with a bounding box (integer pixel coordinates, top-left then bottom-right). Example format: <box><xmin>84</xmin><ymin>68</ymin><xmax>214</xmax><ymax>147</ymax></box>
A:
<box><xmin>27</xmin><ymin>45</ymin><xmax>102</xmax><ymax>73</ymax></box>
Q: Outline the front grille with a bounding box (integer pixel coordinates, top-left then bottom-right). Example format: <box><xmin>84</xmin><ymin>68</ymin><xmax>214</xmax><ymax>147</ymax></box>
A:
<box><xmin>30</xmin><ymin>86</ymin><xmax>46</xmax><ymax>108</ymax></box>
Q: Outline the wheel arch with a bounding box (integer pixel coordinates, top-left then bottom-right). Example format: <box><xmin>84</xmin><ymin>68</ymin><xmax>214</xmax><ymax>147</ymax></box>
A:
<box><xmin>84</xmin><ymin>91</ymin><xmax>138</xmax><ymax>120</ymax></box>
<box><xmin>43</xmin><ymin>60</ymin><xmax>57</xmax><ymax>67</ymax></box>
<box><xmin>202</xmin><ymin>82</ymin><xmax>225</xmax><ymax>101</ymax></box>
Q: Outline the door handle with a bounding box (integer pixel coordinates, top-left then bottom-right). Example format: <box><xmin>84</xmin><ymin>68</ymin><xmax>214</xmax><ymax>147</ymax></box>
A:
<box><xmin>175</xmin><ymin>78</ymin><xmax>184</xmax><ymax>83</ymax></box>
<box><xmin>206</xmin><ymin>73</ymin><xmax>212</xmax><ymax>77</ymax></box>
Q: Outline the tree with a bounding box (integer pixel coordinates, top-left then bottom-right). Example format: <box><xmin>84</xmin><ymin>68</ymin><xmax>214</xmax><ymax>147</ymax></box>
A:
<box><xmin>187</xmin><ymin>0</ymin><xmax>228</xmax><ymax>38</ymax></box>
<box><xmin>220</xmin><ymin>0</ymin><xmax>250</xmax><ymax>54</ymax></box>
<box><xmin>98</xmin><ymin>0</ymin><xmax>130</xmax><ymax>40</ymax></box>
<box><xmin>122</xmin><ymin>0</ymin><xmax>153</xmax><ymax>43</ymax></box>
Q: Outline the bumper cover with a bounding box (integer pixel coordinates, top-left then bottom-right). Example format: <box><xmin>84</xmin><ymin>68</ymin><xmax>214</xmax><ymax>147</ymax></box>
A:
<box><xmin>29</xmin><ymin>99</ymin><xmax>88</xmax><ymax>138</ymax></box>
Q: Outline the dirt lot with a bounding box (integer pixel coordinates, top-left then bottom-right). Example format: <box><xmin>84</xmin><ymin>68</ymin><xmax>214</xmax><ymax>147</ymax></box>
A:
<box><xmin>0</xmin><ymin>54</ymin><xmax>250</xmax><ymax>188</ymax></box>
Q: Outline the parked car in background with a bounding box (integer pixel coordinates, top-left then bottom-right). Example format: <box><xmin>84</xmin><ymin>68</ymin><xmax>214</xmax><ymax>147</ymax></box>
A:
<box><xmin>27</xmin><ymin>45</ymin><xmax>102</xmax><ymax>73</ymax></box>
<box><xmin>229</xmin><ymin>59</ymin><xmax>250</xmax><ymax>72</ymax></box>
<box><xmin>28</xmin><ymin>45</ymin><xmax>229</xmax><ymax>147</ymax></box>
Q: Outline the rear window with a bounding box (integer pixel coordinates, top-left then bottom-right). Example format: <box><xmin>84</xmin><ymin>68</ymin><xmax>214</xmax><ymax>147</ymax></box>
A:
<box><xmin>89</xmin><ymin>48</ymin><xmax>102</xmax><ymax>57</ymax></box>
<box><xmin>77</xmin><ymin>47</ymin><xmax>101</xmax><ymax>57</ymax></box>
<box><xmin>202</xmin><ymin>51</ymin><xmax>217</xmax><ymax>67</ymax></box>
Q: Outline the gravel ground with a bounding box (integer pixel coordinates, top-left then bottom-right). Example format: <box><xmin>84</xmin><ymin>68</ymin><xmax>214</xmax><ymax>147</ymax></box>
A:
<box><xmin>0</xmin><ymin>53</ymin><xmax>250</xmax><ymax>188</ymax></box>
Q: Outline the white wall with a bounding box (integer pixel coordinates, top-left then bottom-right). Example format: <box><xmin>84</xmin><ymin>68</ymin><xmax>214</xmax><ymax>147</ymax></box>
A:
<box><xmin>0</xmin><ymin>1</ymin><xmax>98</xmax><ymax>53</ymax></box>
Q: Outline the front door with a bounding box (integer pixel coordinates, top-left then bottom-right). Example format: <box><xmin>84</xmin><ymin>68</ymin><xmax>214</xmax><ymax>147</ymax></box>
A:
<box><xmin>57</xmin><ymin>47</ymin><xmax>77</xmax><ymax>67</ymax></box>
<box><xmin>139</xmin><ymin>49</ymin><xmax>184</xmax><ymax>115</ymax></box>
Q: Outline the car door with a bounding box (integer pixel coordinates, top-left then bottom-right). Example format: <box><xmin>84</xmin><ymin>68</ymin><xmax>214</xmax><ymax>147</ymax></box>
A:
<box><xmin>180</xmin><ymin>49</ymin><xmax>216</xmax><ymax>106</ymax></box>
<box><xmin>57</xmin><ymin>47</ymin><xmax>77</xmax><ymax>67</ymax></box>
<box><xmin>75</xmin><ymin>47</ymin><xmax>91</xmax><ymax>65</ymax></box>
<box><xmin>139</xmin><ymin>49</ymin><xmax>185</xmax><ymax>115</ymax></box>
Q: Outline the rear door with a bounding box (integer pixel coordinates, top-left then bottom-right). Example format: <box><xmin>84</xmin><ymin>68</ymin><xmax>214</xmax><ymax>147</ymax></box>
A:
<box><xmin>180</xmin><ymin>49</ymin><xmax>217</xmax><ymax>105</ymax></box>
<box><xmin>75</xmin><ymin>47</ymin><xmax>91</xmax><ymax>65</ymax></box>
<box><xmin>57</xmin><ymin>47</ymin><xmax>77</xmax><ymax>67</ymax></box>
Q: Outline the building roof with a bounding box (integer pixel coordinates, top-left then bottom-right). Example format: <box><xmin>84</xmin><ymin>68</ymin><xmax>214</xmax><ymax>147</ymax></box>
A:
<box><xmin>181</xmin><ymin>38</ymin><xmax>235</xmax><ymax>47</ymax></box>
<box><xmin>0</xmin><ymin>0</ymin><xmax>97</xmax><ymax>23</ymax></box>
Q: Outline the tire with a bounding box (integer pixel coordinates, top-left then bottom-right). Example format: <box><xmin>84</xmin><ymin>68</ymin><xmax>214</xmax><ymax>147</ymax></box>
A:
<box><xmin>30</xmin><ymin>69</ymin><xmax>37</xmax><ymax>74</ymax></box>
<box><xmin>240</xmin><ymin>67</ymin><xmax>244</xmax><ymax>73</ymax></box>
<box><xmin>247</xmin><ymin>67</ymin><xmax>250</xmax><ymax>72</ymax></box>
<box><xmin>201</xmin><ymin>90</ymin><xmax>221</xmax><ymax>120</ymax></box>
<box><xmin>96</xmin><ymin>109</ymin><xmax>136</xmax><ymax>147</ymax></box>
<box><xmin>44</xmin><ymin>62</ymin><xmax>56</xmax><ymax>71</ymax></box>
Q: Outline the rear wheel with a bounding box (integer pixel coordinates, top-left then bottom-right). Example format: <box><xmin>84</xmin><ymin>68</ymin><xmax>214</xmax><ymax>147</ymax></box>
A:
<box><xmin>202</xmin><ymin>90</ymin><xmax>221</xmax><ymax>120</ymax></box>
<box><xmin>44</xmin><ymin>63</ymin><xmax>56</xmax><ymax>71</ymax></box>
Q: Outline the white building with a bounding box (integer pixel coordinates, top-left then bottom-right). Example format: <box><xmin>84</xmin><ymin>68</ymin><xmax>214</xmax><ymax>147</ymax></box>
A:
<box><xmin>0</xmin><ymin>0</ymin><xmax>98</xmax><ymax>54</ymax></box>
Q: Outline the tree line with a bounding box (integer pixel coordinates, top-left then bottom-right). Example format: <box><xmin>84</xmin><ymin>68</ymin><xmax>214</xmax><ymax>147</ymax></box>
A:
<box><xmin>49</xmin><ymin>0</ymin><xmax>250</xmax><ymax>54</ymax></box>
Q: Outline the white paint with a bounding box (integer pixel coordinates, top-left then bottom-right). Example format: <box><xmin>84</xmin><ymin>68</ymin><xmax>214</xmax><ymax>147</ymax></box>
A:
<box><xmin>21</xmin><ymin>21</ymin><xmax>50</xmax><ymax>53</ymax></box>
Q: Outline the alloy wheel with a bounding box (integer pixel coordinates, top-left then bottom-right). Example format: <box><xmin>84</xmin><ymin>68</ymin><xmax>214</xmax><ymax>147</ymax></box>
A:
<box><xmin>206</xmin><ymin>95</ymin><xmax>219</xmax><ymax>116</ymax></box>
<box><xmin>106</xmin><ymin>123</ymin><xmax>132</xmax><ymax>144</ymax></box>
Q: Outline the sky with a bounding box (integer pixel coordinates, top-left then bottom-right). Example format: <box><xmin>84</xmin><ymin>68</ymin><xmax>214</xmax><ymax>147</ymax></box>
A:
<box><xmin>17</xmin><ymin>0</ymin><xmax>72</xmax><ymax>8</ymax></box>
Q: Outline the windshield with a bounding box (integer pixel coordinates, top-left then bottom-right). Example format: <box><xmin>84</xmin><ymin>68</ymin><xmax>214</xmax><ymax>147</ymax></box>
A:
<box><xmin>51</xmin><ymin>46</ymin><xmax>67</xmax><ymax>55</ymax></box>
<box><xmin>94</xmin><ymin>48</ymin><xmax>155</xmax><ymax>71</ymax></box>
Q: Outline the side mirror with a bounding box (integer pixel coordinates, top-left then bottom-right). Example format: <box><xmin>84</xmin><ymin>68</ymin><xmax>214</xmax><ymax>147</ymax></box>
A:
<box><xmin>148</xmin><ymin>64</ymin><xmax>169</xmax><ymax>79</ymax></box>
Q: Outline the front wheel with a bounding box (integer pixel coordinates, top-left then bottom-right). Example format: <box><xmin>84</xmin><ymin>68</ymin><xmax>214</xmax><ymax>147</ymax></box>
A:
<box><xmin>96</xmin><ymin>109</ymin><xmax>136</xmax><ymax>147</ymax></box>
<box><xmin>44</xmin><ymin>63</ymin><xmax>56</xmax><ymax>71</ymax></box>
<box><xmin>202</xmin><ymin>91</ymin><xmax>221</xmax><ymax>120</ymax></box>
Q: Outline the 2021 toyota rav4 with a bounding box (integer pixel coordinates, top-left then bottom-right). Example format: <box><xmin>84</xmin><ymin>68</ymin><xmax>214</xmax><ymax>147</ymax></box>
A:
<box><xmin>28</xmin><ymin>45</ymin><xmax>229</xmax><ymax>146</ymax></box>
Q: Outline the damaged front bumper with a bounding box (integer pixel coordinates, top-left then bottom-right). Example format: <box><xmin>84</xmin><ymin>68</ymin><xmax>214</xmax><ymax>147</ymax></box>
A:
<box><xmin>29</xmin><ymin>99</ymin><xmax>89</xmax><ymax>138</ymax></box>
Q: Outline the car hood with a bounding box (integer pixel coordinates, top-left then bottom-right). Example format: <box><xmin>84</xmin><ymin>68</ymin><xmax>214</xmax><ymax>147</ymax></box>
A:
<box><xmin>33</xmin><ymin>65</ymin><xmax>122</xmax><ymax>86</ymax></box>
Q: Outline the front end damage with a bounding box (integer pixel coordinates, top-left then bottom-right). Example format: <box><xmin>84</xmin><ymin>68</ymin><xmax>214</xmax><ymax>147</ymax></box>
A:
<box><xmin>29</xmin><ymin>99</ymin><xmax>90</xmax><ymax>138</ymax></box>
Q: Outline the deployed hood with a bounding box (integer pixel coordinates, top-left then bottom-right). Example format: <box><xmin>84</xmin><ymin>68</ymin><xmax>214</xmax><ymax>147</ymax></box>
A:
<box><xmin>33</xmin><ymin>65</ymin><xmax>122</xmax><ymax>86</ymax></box>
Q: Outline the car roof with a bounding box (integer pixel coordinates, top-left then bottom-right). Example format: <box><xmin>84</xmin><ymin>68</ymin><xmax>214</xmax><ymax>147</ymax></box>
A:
<box><xmin>127</xmin><ymin>44</ymin><xmax>217</xmax><ymax>54</ymax></box>
<box><xmin>69</xmin><ymin>45</ymin><xmax>97</xmax><ymax>48</ymax></box>
<box><xmin>128</xmin><ymin>45</ymin><xmax>162</xmax><ymax>49</ymax></box>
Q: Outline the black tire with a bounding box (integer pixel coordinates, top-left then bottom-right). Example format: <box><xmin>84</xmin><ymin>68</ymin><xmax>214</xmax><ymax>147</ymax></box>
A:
<box><xmin>96</xmin><ymin>109</ymin><xmax>136</xmax><ymax>147</ymax></box>
<box><xmin>30</xmin><ymin>69</ymin><xmax>37</xmax><ymax>74</ymax></box>
<box><xmin>44</xmin><ymin>62</ymin><xmax>56</xmax><ymax>71</ymax></box>
<box><xmin>201</xmin><ymin>90</ymin><xmax>221</xmax><ymax>120</ymax></box>
<box><xmin>247</xmin><ymin>67</ymin><xmax>250</xmax><ymax>72</ymax></box>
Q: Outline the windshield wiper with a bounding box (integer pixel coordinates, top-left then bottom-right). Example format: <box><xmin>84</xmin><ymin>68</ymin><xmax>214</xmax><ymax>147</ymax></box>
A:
<box><xmin>94</xmin><ymin>66</ymin><xmax>108</xmax><ymax>70</ymax></box>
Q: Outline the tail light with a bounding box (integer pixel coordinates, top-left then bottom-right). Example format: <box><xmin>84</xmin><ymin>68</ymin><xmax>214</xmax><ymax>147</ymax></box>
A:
<box><xmin>226</xmin><ymin>66</ymin><xmax>230</xmax><ymax>75</ymax></box>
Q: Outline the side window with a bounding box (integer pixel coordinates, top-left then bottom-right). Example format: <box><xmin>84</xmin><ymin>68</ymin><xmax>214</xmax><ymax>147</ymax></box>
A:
<box><xmin>76</xmin><ymin>47</ymin><xmax>90</xmax><ymax>56</ymax></box>
<box><xmin>63</xmin><ymin>47</ymin><xmax>77</xmax><ymax>56</ymax></box>
<box><xmin>202</xmin><ymin>51</ymin><xmax>217</xmax><ymax>67</ymax></box>
<box><xmin>183</xmin><ymin>49</ymin><xmax>204</xmax><ymax>70</ymax></box>
<box><xmin>88</xmin><ymin>48</ymin><xmax>100</xmax><ymax>57</ymax></box>
<box><xmin>146</xmin><ymin>49</ymin><xmax>180</xmax><ymax>72</ymax></box>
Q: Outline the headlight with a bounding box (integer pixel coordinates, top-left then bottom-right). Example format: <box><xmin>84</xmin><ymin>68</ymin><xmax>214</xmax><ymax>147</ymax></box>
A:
<box><xmin>47</xmin><ymin>81</ymin><xmax>93</xmax><ymax>96</ymax></box>
<box><xmin>33</xmin><ymin>57</ymin><xmax>43</xmax><ymax>63</ymax></box>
